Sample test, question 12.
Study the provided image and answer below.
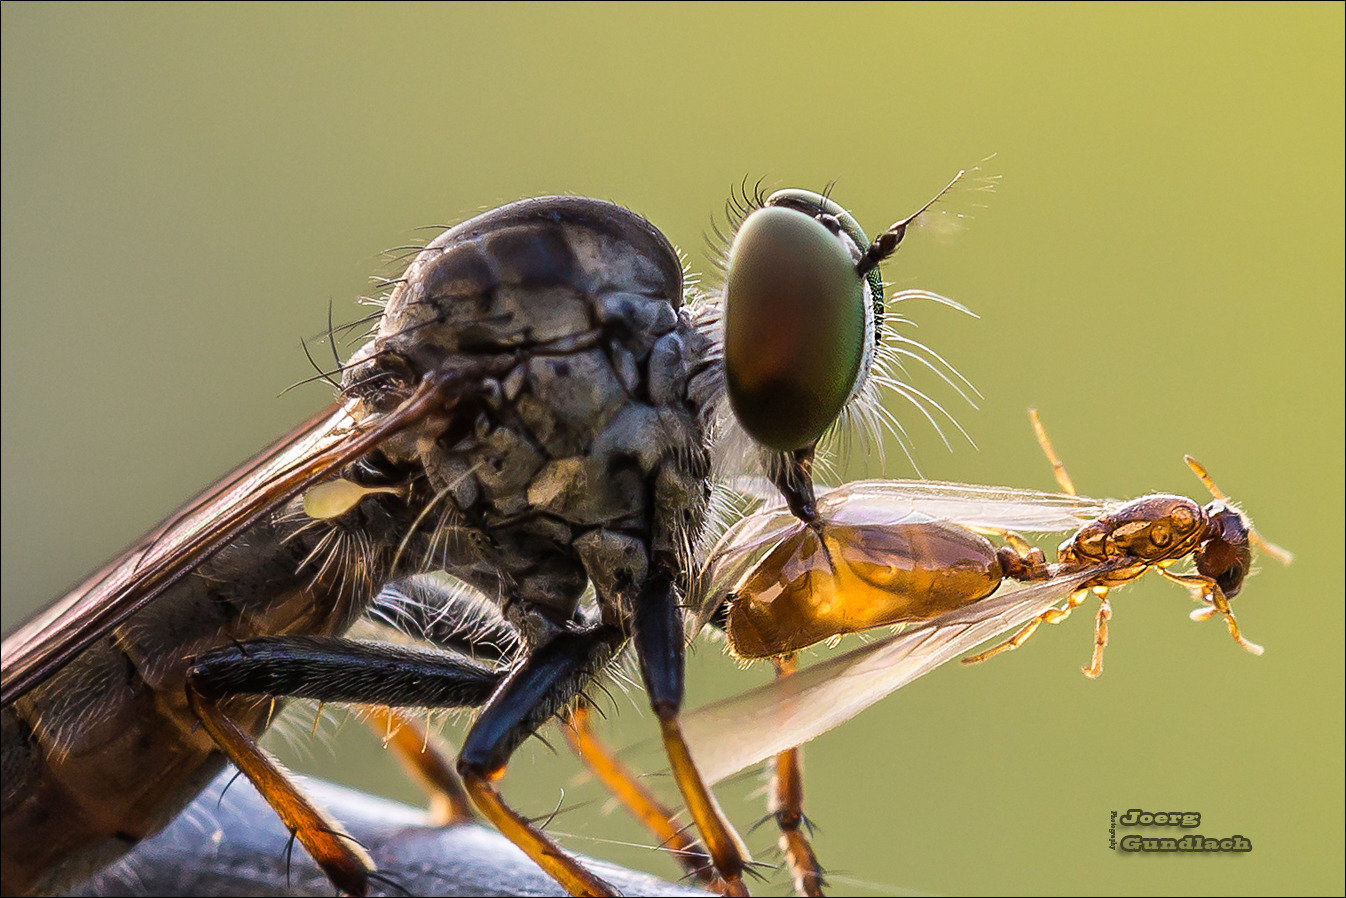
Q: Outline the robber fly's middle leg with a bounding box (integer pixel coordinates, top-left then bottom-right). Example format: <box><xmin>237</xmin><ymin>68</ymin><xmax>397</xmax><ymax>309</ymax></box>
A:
<box><xmin>455</xmin><ymin>622</ymin><xmax>628</xmax><ymax>897</ymax></box>
<box><xmin>355</xmin><ymin>581</ymin><xmax>525</xmax><ymax>826</ymax></box>
<box><xmin>363</xmin><ymin>704</ymin><xmax>476</xmax><ymax>825</ymax></box>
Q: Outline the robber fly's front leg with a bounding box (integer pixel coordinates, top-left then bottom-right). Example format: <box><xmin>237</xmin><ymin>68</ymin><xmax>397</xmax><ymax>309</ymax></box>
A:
<box><xmin>634</xmin><ymin>564</ymin><xmax>751</xmax><ymax>897</ymax></box>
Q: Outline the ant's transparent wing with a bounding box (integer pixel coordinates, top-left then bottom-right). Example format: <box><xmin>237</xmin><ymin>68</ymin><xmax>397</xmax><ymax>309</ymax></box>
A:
<box><xmin>722</xmin><ymin>477</ymin><xmax>1107</xmax><ymax>528</ymax></box>
<box><xmin>679</xmin><ymin>565</ymin><xmax>1103</xmax><ymax>784</ymax></box>
<box><xmin>815</xmin><ymin>479</ymin><xmax>1107</xmax><ymax>530</ymax></box>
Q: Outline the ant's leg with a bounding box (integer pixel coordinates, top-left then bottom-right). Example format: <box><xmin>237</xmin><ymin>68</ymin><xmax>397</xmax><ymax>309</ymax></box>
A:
<box><xmin>1082</xmin><ymin>593</ymin><xmax>1113</xmax><ymax>679</ymax></box>
<box><xmin>456</xmin><ymin>624</ymin><xmax>627</xmax><ymax>897</ymax></box>
<box><xmin>1157</xmin><ymin>569</ymin><xmax>1263</xmax><ymax>655</ymax></box>
<box><xmin>965</xmin><ymin>531</ymin><xmax>1050</xmax><ymax>580</ymax></box>
<box><xmin>1029</xmin><ymin>408</ymin><xmax>1077</xmax><ymax>495</ymax></box>
<box><xmin>634</xmin><ymin>566</ymin><xmax>751</xmax><ymax>897</ymax></box>
<box><xmin>186</xmin><ymin>635</ymin><xmax>503</xmax><ymax>896</ymax></box>
<box><xmin>1000</xmin><ymin>531</ymin><xmax>1046</xmax><ymax>565</ymax></box>
<box><xmin>962</xmin><ymin>589</ymin><xmax>1092</xmax><ymax>665</ymax></box>
<box><xmin>769</xmin><ymin>656</ymin><xmax>825</xmax><ymax>898</ymax></box>
<box><xmin>562</xmin><ymin>698</ymin><xmax>717</xmax><ymax>886</ymax></box>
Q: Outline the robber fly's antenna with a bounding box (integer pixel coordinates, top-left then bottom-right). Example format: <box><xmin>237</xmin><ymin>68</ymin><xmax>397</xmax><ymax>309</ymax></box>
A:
<box><xmin>855</xmin><ymin>169</ymin><xmax>967</xmax><ymax>279</ymax></box>
<box><xmin>1184</xmin><ymin>455</ymin><xmax>1294</xmax><ymax>564</ymax></box>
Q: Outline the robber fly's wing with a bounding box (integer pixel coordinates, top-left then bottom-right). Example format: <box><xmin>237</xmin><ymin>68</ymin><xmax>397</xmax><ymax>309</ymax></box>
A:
<box><xmin>680</xmin><ymin>566</ymin><xmax>1103</xmax><ymax>784</ymax></box>
<box><xmin>692</xmin><ymin>479</ymin><xmax>1108</xmax><ymax>630</ymax></box>
<box><xmin>1</xmin><ymin>374</ymin><xmax>452</xmax><ymax>707</ymax></box>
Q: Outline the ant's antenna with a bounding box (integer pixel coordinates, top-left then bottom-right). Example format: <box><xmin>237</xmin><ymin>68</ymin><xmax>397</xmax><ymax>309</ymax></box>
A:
<box><xmin>1184</xmin><ymin>455</ymin><xmax>1293</xmax><ymax>564</ymax></box>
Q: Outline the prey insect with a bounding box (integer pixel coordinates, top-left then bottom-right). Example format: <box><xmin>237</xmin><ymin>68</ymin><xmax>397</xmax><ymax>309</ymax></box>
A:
<box><xmin>669</xmin><ymin>412</ymin><xmax>1289</xmax><ymax>874</ymax></box>
<box><xmin>1</xmin><ymin>173</ymin><xmax>983</xmax><ymax>896</ymax></box>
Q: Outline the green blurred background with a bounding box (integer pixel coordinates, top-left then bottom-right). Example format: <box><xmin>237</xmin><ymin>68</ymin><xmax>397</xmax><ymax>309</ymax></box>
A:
<box><xmin>3</xmin><ymin>3</ymin><xmax>1341</xmax><ymax>895</ymax></box>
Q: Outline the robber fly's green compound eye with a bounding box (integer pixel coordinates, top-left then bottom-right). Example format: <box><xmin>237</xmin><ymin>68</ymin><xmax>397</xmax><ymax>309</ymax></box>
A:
<box><xmin>767</xmin><ymin>190</ymin><xmax>886</xmax><ymax>331</ymax></box>
<box><xmin>766</xmin><ymin>190</ymin><xmax>871</xmax><ymax>260</ymax></box>
<box><xmin>723</xmin><ymin>192</ymin><xmax>875</xmax><ymax>452</ymax></box>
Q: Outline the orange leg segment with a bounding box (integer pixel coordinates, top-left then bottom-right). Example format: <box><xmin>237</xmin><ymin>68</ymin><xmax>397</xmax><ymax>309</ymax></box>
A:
<box><xmin>563</xmin><ymin>700</ymin><xmax>716</xmax><ymax>886</ymax></box>
<box><xmin>1158</xmin><ymin>568</ymin><xmax>1263</xmax><ymax>655</ymax></box>
<box><xmin>770</xmin><ymin>657</ymin><xmax>825</xmax><ymax>897</ymax></box>
<box><xmin>461</xmin><ymin>764</ymin><xmax>618</xmax><ymax>897</ymax></box>
<box><xmin>187</xmin><ymin>685</ymin><xmax>373</xmax><ymax>896</ymax></box>
<box><xmin>659</xmin><ymin>712</ymin><xmax>751</xmax><ymax>896</ymax></box>
<box><xmin>1082</xmin><ymin>594</ymin><xmax>1112</xmax><ymax>679</ymax></box>
<box><xmin>962</xmin><ymin>589</ymin><xmax>1090</xmax><ymax>666</ymax></box>
<box><xmin>364</xmin><ymin>705</ymin><xmax>475</xmax><ymax>825</ymax></box>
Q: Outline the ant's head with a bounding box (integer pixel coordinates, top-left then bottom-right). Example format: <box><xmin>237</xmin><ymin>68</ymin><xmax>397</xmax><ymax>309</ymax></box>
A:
<box><xmin>1184</xmin><ymin>455</ymin><xmax>1293</xmax><ymax>598</ymax></box>
<box><xmin>1195</xmin><ymin>502</ymin><xmax>1252</xmax><ymax>598</ymax></box>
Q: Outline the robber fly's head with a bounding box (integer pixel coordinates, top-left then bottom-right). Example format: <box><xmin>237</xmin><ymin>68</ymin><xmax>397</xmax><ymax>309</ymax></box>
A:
<box><xmin>718</xmin><ymin>171</ymin><xmax>981</xmax><ymax>463</ymax></box>
<box><xmin>1195</xmin><ymin>502</ymin><xmax>1253</xmax><ymax>599</ymax></box>
<box><xmin>721</xmin><ymin>189</ymin><xmax>879</xmax><ymax>453</ymax></box>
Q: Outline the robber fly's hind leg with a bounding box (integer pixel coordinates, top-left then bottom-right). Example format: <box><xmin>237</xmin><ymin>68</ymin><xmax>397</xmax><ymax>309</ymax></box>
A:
<box><xmin>186</xmin><ymin>635</ymin><xmax>505</xmax><ymax>896</ymax></box>
<box><xmin>634</xmin><ymin>565</ymin><xmax>751</xmax><ymax>897</ymax></box>
<box><xmin>562</xmin><ymin>698</ymin><xmax>717</xmax><ymax>886</ymax></box>
<box><xmin>185</xmin><ymin>688</ymin><xmax>370</xmax><ymax>895</ymax></box>
<box><xmin>769</xmin><ymin>655</ymin><xmax>825</xmax><ymax>897</ymax></box>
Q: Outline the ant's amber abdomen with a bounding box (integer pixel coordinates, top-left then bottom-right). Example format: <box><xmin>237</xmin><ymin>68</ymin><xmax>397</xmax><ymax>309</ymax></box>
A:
<box><xmin>726</xmin><ymin>521</ymin><xmax>1005</xmax><ymax>659</ymax></box>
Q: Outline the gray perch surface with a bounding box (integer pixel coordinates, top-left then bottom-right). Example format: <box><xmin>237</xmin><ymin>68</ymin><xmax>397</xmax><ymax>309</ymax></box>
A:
<box><xmin>66</xmin><ymin>770</ymin><xmax>712</xmax><ymax>897</ymax></box>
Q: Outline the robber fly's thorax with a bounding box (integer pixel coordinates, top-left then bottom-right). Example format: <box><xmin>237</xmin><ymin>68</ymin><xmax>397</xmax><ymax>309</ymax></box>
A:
<box><xmin>339</xmin><ymin>198</ymin><xmax>719</xmax><ymax>629</ymax></box>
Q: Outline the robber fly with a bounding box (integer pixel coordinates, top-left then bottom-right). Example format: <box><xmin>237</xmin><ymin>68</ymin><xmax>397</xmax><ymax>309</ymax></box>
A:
<box><xmin>1</xmin><ymin>173</ymin><xmax>983</xmax><ymax>896</ymax></box>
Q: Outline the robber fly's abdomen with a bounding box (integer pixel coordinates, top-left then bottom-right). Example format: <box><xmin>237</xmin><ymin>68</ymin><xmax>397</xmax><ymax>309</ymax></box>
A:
<box><xmin>0</xmin><ymin>507</ymin><xmax>374</xmax><ymax>895</ymax></box>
